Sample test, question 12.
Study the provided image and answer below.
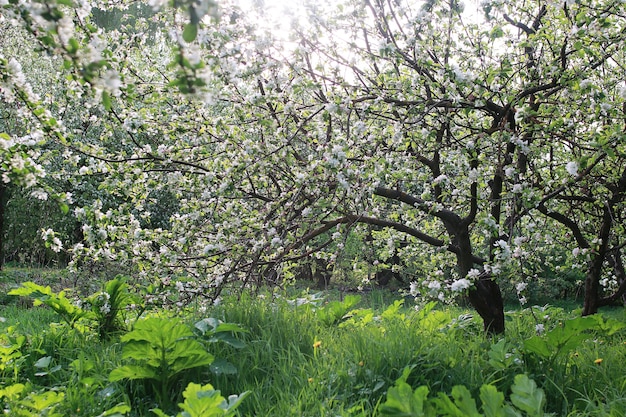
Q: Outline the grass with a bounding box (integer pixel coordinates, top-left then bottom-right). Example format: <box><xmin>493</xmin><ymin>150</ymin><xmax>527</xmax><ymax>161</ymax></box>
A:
<box><xmin>1</xmin><ymin>270</ymin><xmax>626</xmax><ymax>416</ymax></box>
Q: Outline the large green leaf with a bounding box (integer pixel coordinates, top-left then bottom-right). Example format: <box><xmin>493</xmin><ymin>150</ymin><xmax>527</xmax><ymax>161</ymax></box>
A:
<box><xmin>509</xmin><ymin>374</ymin><xmax>545</xmax><ymax>417</ymax></box>
<box><xmin>523</xmin><ymin>336</ymin><xmax>552</xmax><ymax>358</ymax></box>
<box><xmin>194</xmin><ymin>318</ymin><xmax>248</xmax><ymax>348</ymax></box>
<box><xmin>170</xmin><ymin>350</ymin><xmax>214</xmax><ymax>374</ymax></box>
<box><xmin>109</xmin><ymin>365</ymin><xmax>158</xmax><ymax>382</ymax></box>
<box><xmin>122</xmin><ymin>317</ymin><xmax>194</xmax><ymax>357</ymax></box>
<box><xmin>480</xmin><ymin>385</ymin><xmax>505</xmax><ymax>417</ymax></box>
<box><xmin>210</xmin><ymin>358</ymin><xmax>239</xmax><ymax>375</ymax></box>
<box><xmin>151</xmin><ymin>383</ymin><xmax>250</xmax><ymax>417</ymax></box>
<box><xmin>434</xmin><ymin>386</ymin><xmax>481</xmax><ymax>417</ymax></box>
<box><xmin>379</xmin><ymin>367</ymin><xmax>429</xmax><ymax>416</ymax></box>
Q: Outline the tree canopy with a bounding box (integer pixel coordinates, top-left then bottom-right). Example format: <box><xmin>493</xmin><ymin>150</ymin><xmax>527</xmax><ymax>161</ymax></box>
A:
<box><xmin>1</xmin><ymin>0</ymin><xmax>625</xmax><ymax>333</ymax></box>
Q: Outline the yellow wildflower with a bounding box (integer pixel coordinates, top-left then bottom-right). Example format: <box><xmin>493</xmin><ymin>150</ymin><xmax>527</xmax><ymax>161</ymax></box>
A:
<box><xmin>313</xmin><ymin>340</ymin><xmax>322</xmax><ymax>349</ymax></box>
<box><xmin>594</xmin><ymin>358</ymin><xmax>603</xmax><ymax>365</ymax></box>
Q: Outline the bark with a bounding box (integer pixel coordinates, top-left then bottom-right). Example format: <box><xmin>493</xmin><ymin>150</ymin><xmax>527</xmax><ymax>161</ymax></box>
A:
<box><xmin>582</xmin><ymin>252</ymin><xmax>604</xmax><ymax>316</ymax></box>
<box><xmin>0</xmin><ymin>184</ymin><xmax>5</xmax><ymax>270</ymax></box>
<box><xmin>450</xmin><ymin>226</ymin><xmax>505</xmax><ymax>334</ymax></box>
<box><xmin>582</xmin><ymin>168</ymin><xmax>626</xmax><ymax>315</ymax></box>
<box><xmin>468</xmin><ymin>277</ymin><xmax>505</xmax><ymax>334</ymax></box>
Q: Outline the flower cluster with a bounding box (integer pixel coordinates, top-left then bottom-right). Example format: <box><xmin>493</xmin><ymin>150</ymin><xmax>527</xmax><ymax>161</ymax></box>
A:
<box><xmin>41</xmin><ymin>228</ymin><xmax>63</xmax><ymax>253</ymax></box>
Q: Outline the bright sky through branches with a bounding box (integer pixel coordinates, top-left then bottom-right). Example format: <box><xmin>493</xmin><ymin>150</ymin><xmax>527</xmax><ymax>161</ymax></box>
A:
<box><xmin>237</xmin><ymin>0</ymin><xmax>308</xmax><ymax>39</ymax></box>
<box><xmin>237</xmin><ymin>0</ymin><xmax>483</xmax><ymax>38</ymax></box>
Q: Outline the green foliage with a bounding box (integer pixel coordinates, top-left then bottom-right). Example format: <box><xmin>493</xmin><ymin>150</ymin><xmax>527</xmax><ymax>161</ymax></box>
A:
<box><xmin>85</xmin><ymin>276</ymin><xmax>134</xmax><ymax>340</ymax></box>
<box><xmin>317</xmin><ymin>294</ymin><xmax>361</xmax><ymax>326</ymax></box>
<box><xmin>194</xmin><ymin>317</ymin><xmax>248</xmax><ymax>375</ymax></box>
<box><xmin>8</xmin><ymin>276</ymin><xmax>138</xmax><ymax>340</ymax></box>
<box><xmin>109</xmin><ymin>317</ymin><xmax>215</xmax><ymax>410</ymax></box>
<box><xmin>379</xmin><ymin>366</ymin><xmax>431</xmax><ymax>416</ymax></box>
<box><xmin>8</xmin><ymin>281</ymin><xmax>92</xmax><ymax>328</ymax></box>
<box><xmin>95</xmin><ymin>403</ymin><xmax>132</xmax><ymax>417</ymax></box>
<box><xmin>379</xmin><ymin>368</ymin><xmax>547</xmax><ymax>417</ymax></box>
<box><xmin>2</xmin><ymin>281</ymin><xmax>625</xmax><ymax>416</ymax></box>
<box><xmin>0</xmin><ymin>383</ymin><xmax>65</xmax><ymax>417</ymax></box>
<box><xmin>151</xmin><ymin>382</ymin><xmax>249</xmax><ymax>417</ymax></box>
<box><xmin>524</xmin><ymin>315</ymin><xmax>625</xmax><ymax>362</ymax></box>
<box><xmin>0</xmin><ymin>326</ymin><xmax>27</xmax><ymax>382</ymax></box>
<box><xmin>508</xmin><ymin>375</ymin><xmax>545</xmax><ymax>416</ymax></box>
<box><xmin>182</xmin><ymin>23</ymin><xmax>198</xmax><ymax>42</ymax></box>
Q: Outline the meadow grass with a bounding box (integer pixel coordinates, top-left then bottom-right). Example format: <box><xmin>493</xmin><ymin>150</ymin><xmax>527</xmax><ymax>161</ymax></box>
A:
<box><xmin>1</xmin><ymin>275</ymin><xmax>626</xmax><ymax>416</ymax></box>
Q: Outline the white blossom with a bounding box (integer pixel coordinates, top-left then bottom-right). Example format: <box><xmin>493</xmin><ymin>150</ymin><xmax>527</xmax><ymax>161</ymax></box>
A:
<box><xmin>466</xmin><ymin>268</ymin><xmax>481</xmax><ymax>280</ymax></box>
<box><xmin>450</xmin><ymin>278</ymin><xmax>471</xmax><ymax>292</ymax></box>
<box><xmin>102</xmin><ymin>69</ymin><xmax>122</xmax><ymax>97</ymax></box>
<box><xmin>566</xmin><ymin>161</ymin><xmax>578</xmax><ymax>176</ymax></box>
<box><xmin>148</xmin><ymin>0</ymin><xmax>168</xmax><ymax>11</ymax></box>
<box><xmin>433</xmin><ymin>174</ymin><xmax>448</xmax><ymax>185</ymax></box>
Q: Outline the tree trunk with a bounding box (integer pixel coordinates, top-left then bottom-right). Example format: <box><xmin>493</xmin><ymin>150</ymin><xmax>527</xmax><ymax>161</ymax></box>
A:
<box><xmin>0</xmin><ymin>184</ymin><xmax>5</xmax><ymax>270</ymax></box>
<box><xmin>451</xmin><ymin>226</ymin><xmax>505</xmax><ymax>334</ymax></box>
<box><xmin>582</xmin><ymin>258</ymin><xmax>602</xmax><ymax>316</ymax></box>
<box><xmin>468</xmin><ymin>277</ymin><xmax>505</xmax><ymax>334</ymax></box>
<box><xmin>582</xmin><ymin>203</ymin><xmax>613</xmax><ymax>316</ymax></box>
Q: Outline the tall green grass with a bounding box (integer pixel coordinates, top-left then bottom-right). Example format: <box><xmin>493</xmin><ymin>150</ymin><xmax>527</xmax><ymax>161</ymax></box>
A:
<box><xmin>2</xmin><ymin>283</ymin><xmax>625</xmax><ymax>416</ymax></box>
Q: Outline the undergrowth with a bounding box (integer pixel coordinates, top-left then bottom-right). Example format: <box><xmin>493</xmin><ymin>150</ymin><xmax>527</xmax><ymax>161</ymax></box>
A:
<box><xmin>1</xmin><ymin>276</ymin><xmax>625</xmax><ymax>416</ymax></box>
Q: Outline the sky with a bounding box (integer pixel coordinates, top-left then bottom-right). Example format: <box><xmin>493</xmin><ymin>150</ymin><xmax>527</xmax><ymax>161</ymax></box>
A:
<box><xmin>235</xmin><ymin>0</ymin><xmax>483</xmax><ymax>39</ymax></box>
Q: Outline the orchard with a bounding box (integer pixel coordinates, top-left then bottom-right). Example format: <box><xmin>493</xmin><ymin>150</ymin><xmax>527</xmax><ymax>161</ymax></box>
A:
<box><xmin>1</xmin><ymin>1</ymin><xmax>626</xmax><ymax>415</ymax></box>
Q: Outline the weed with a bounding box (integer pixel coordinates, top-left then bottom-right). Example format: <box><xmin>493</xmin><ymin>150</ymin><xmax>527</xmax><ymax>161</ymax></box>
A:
<box><xmin>151</xmin><ymin>382</ymin><xmax>249</xmax><ymax>417</ymax></box>
<box><xmin>379</xmin><ymin>366</ymin><xmax>547</xmax><ymax>416</ymax></box>
<box><xmin>109</xmin><ymin>317</ymin><xmax>215</xmax><ymax>411</ymax></box>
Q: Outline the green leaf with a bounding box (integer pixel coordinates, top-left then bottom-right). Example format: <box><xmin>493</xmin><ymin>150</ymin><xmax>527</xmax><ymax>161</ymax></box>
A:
<box><xmin>96</xmin><ymin>403</ymin><xmax>132</xmax><ymax>417</ymax></box>
<box><xmin>169</xmin><ymin>349</ymin><xmax>214</xmax><ymax>374</ymax></box>
<box><xmin>149</xmin><ymin>409</ymin><xmax>170</xmax><ymax>417</ymax></box>
<box><xmin>379</xmin><ymin>384</ymin><xmax>429</xmax><ymax>416</ymax></box>
<box><xmin>209</xmin><ymin>333</ymin><xmax>246</xmax><ymax>349</ymax></box>
<box><xmin>381</xmin><ymin>299</ymin><xmax>405</xmax><ymax>320</ymax></box>
<box><xmin>488</xmin><ymin>339</ymin><xmax>513</xmax><ymax>369</ymax></box>
<box><xmin>183</xmin><ymin>23</ymin><xmax>198</xmax><ymax>42</ymax></box>
<box><xmin>221</xmin><ymin>390</ymin><xmax>251</xmax><ymax>413</ymax></box>
<box><xmin>317</xmin><ymin>295</ymin><xmax>361</xmax><ymax>326</ymax></box>
<box><xmin>34</xmin><ymin>356</ymin><xmax>53</xmax><ymax>369</ymax></box>
<box><xmin>109</xmin><ymin>365</ymin><xmax>158</xmax><ymax>382</ymax></box>
<box><xmin>102</xmin><ymin>90</ymin><xmax>112</xmax><ymax>111</ymax></box>
<box><xmin>480</xmin><ymin>385</ymin><xmax>505</xmax><ymax>417</ymax></box>
<box><xmin>595</xmin><ymin>316</ymin><xmax>626</xmax><ymax>335</ymax></box>
<box><xmin>0</xmin><ymin>383</ymin><xmax>26</xmax><ymax>401</ymax></box>
<box><xmin>449</xmin><ymin>385</ymin><xmax>481</xmax><ymax>416</ymax></box>
<box><xmin>67</xmin><ymin>37</ymin><xmax>80</xmax><ymax>54</ymax></box>
<box><xmin>24</xmin><ymin>390</ymin><xmax>65</xmax><ymax>412</ymax></box>
<box><xmin>210</xmin><ymin>358</ymin><xmax>238</xmax><ymax>375</ymax></box>
<box><xmin>122</xmin><ymin>318</ymin><xmax>193</xmax><ymax>354</ymax></box>
<box><xmin>523</xmin><ymin>336</ymin><xmax>552</xmax><ymax>358</ymax></box>
<box><xmin>509</xmin><ymin>374</ymin><xmax>545</xmax><ymax>417</ymax></box>
<box><xmin>379</xmin><ymin>368</ymin><xmax>429</xmax><ymax>416</ymax></box>
<box><xmin>158</xmin><ymin>382</ymin><xmax>249</xmax><ymax>417</ymax></box>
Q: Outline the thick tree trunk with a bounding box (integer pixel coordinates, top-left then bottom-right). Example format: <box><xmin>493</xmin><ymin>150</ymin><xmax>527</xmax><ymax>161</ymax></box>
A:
<box><xmin>0</xmin><ymin>184</ymin><xmax>5</xmax><ymax>270</ymax></box>
<box><xmin>452</xmin><ymin>227</ymin><xmax>505</xmax><ymax>334</ymax></box>
<box><xmin>582</xmin><ymin>204</ymin><xmax>613</xmax><ymax>316</ymax></box>
<box><xmin>468</xmin><ymin>277</ymin><xmax>505</xmax><ymax>334</ymax></box>
<box><xmin>582</xmin><ymin>259</ymin><xmax>602</xmax><ymax>316</ymax></box>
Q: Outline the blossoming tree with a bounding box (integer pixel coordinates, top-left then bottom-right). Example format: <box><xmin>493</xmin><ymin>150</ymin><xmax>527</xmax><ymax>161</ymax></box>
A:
<box><xmin>1</xmin><ymin>0</ymin><xmax>625</xmax><ymax>333</ymax></box>
<box><xmin>276</xmin><ymin>0</ymin><xmax>626</xmax><ymax>332</ymax></box>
